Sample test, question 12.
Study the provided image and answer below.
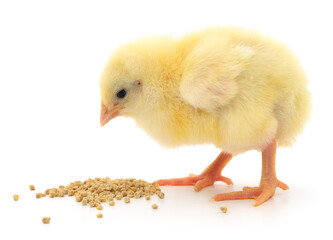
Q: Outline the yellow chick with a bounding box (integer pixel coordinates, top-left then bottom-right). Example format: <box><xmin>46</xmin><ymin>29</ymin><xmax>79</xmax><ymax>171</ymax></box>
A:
<box><xmin>100</xmin><ymin>27</ymin><xmax>311</xmax><ymax>207</ymax></box>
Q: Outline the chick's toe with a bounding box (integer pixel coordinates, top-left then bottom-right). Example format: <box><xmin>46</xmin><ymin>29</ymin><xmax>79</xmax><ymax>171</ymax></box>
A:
<box><xmin>157</xmin><ymin>152</ymin><xmax>233</xmax><ymax>191</ymax></box>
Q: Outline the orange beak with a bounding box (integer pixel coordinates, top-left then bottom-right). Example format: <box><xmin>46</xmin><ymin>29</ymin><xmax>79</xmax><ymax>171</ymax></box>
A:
<box><xmin>100</xmin><ymin>101</ymin><xmax>122</xmax><ymax>127</ymax></box>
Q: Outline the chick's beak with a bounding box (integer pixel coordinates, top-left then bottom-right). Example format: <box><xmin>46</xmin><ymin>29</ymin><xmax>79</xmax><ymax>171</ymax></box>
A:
<box><xmin>100</xmin><ymin>102</ymin><xmax>122</xmax><ymax>127</ymax></box>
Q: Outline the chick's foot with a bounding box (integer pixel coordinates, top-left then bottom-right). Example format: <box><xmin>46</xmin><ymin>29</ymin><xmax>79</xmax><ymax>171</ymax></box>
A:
<box><xmin>211</xmin><ymin>179</ymin><xmax>289</xmax><ymax>206</ymax></box>
<box><xmin>157</xmin><ymin>151</ymin><xmax>233</xmax><ymax>191</ymax></box>
<box><xmin>212</xmin><ymin>138</ymin><xmax>289</xmax><ymax>207</ymax></box>
<box><xmin>157</xmin><ymin>173</ymin><xmax>233</xmax><ymax>192</ymax></box>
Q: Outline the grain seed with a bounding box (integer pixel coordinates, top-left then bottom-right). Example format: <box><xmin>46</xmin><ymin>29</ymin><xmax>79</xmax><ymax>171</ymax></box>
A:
<box><xmin>220</xmin><ymin>206</ymin><xmax>227</xmax><ymax>213</ymax></box>
<box><xmin>42</xmin><ymin>217</ymin><xmax>51</xmax><ymax>224</ymax></box>
<box><xmin>36</xmin><ymin>193</ymin><xmax>43</xmax><ymax>199</ymax></box>
<box><xmin>152</xmin><ymin>203</ymin><xmax>158</xmax><ymax>209</ymax></box>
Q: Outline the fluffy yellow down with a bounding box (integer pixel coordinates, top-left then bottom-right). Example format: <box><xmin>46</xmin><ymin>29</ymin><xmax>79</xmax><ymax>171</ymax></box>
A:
<box><xmin>100</xmin><ymin>27</ymin><xmax>311</xmax><ymax>155</ymax></box>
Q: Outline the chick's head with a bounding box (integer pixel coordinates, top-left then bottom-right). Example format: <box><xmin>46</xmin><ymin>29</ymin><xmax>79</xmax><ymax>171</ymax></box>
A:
<box><xmin>100</xmin><ymin>38</ymin><xmax>176</xmax><ymax>126</ymax></box>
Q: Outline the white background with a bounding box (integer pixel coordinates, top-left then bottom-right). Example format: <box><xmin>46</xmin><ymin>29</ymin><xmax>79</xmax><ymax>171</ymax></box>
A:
<box><xmin>1</xmin><ymin>0</ymin><xmax>332</xmax><ymax>239</ymax></box>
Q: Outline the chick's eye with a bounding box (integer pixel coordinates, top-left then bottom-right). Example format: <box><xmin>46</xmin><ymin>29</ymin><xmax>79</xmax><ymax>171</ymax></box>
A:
<box><xmin>116</xmin><ymin>89</ymin><xmax>127</xmax><ymax>99</ymax></box>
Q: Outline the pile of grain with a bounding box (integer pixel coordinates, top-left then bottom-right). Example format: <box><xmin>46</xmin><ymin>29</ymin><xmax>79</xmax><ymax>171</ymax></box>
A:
<box><xmin>36</xmin><ymin>177</ymin><xmax>164</xmax><ymax>210</ymax></box>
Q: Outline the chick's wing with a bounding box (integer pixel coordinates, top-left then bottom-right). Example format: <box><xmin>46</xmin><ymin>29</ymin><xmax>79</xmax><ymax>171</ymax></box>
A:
<box><xmin>180</xmin><ymin>35</ymin><xmax>253</xmax><ymax>113</ymax></box>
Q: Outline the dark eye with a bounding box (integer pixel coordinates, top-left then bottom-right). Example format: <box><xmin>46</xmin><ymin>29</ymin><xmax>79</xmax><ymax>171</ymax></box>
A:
<box><xmin>116</xmin><ymin>89</ymin><xmax>127</xmax><ymax>99</ymax></box>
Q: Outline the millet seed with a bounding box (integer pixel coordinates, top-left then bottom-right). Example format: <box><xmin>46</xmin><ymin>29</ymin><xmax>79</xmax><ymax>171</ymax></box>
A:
<box><xmin>220</xmin><ymin>206</ymin><xmax>227</xmax><ymax>213</ymax></box>
<box><xmin>36</xmin><ymin>193</ymin><xmax>43</xmax><ymax>199</ymax></box>
<box><xmin>42</xmin><ymin>217</ymin><xmax>51</xmax><ymax>224</ymax></box>
<box><xmin>157</xmin><ymin>192</ymin><xmax>165</xmax><ymax>199</ymax></box>
<box><xmin>82</xmin><ymin>198</ymin><xmax>88</xmax><ymax>206</ymax></box>
<box><xmin>152</xmin><ymin>203</ymin><xmax>158</xmax><ymax>209</ymax></box>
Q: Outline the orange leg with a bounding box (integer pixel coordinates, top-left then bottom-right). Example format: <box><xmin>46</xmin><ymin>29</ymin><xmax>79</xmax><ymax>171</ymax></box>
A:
<box><xmin>211</xmin><ymin>138</ymin><xmax>289</xmax><ymax>206</ymax></box>
<box><xmin>157</xmin><ymin>152</ymin><xmax>233</xmax><ymax>191</ymax></box>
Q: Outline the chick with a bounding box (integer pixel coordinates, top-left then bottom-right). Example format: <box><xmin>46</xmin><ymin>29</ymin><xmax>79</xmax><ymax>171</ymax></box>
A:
<box><xmin>100</xmin><ymin>27</ymin><xmax>311</xmax><ymax>206</ymax></box>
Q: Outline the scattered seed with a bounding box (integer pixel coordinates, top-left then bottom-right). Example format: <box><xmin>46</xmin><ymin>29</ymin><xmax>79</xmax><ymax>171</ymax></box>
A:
<box><xmin>96</xmin><ymin>205</ymin><xmax>103</xmax><ymax>210</ymax></box>
<box><xmin>157</xmin><ymin>192</ymin><xmax>165</xmax><ymax>199</ymax></box>
<box><xmin>36</xmin><ymin>193</ymin><xmax>43</xmax><ymax>199</ymax></box>
<box><xmin>13</xmin><ymin>195</ymin><xmax>19</xmax><ymax>201</ymax></box>
<box><xmin>124</xmin><ymin>197</ymin><xmax>130</xmax><ymax>203</ymax></box>
<box><xmin>145</xmin><ymin>195</ymin><xmax>151</xmax><ymax>200</ymax></box>
<box><xmin>29</xmin><ymin>185</ymin><xmax>35</xmax><ymax>191</ymax></box>
<box><xmin>220</xmin><ymin>206</ymin><xmax>227</xmax><ymax>213</ymax></box>
<box><xmin>109</xmin><ymin>201</ymin><xmax>115</xmax><ymax>206</ymax></box>
<box><xmin>152</xmin><ymin>203</ymin><xmax>158</xmax><ymax>209</ymax></box>
<box><xmin>97</xmin><ymin>213</ymin><xmax>103</xmax><ymax>218</ymax></box>
<box><xmin>42</xmin><ymin>217</ymin><xmax>51</xmax><ymax>224</ymax></box>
